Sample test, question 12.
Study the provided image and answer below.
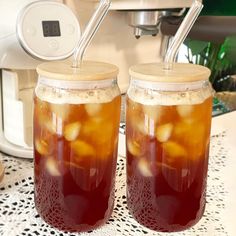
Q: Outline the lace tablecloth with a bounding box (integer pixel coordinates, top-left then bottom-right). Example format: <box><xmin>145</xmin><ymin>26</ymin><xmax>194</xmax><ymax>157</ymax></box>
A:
<box><xmin>0</xmin><ymin>114</ymin><xmax>235</xmax><ymax>236</ymax></box>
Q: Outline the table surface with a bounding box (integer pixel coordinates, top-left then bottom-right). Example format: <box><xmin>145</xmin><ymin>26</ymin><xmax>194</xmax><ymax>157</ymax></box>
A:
<box><xmin>0</xmin><ymin>111</ymin><xmax>235</xmax><ymax>236</ymax></box>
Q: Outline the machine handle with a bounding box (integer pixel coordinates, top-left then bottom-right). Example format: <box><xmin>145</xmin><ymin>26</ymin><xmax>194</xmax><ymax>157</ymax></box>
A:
<box><xmin>160</xmin><ymin>16</ymin><xmax>236</xmax><ymax>44</ymax></box>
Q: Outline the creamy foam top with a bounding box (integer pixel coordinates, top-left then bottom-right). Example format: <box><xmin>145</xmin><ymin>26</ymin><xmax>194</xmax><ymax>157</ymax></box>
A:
<box><xmin>127</xmin><ymin>79</ymin><xmax>213</xmax><ymax>106</ymax></box>
<box><xmin>35</xmin><ymin>77</ymin><xmax>120</xmax><ymax>104</ymax></box>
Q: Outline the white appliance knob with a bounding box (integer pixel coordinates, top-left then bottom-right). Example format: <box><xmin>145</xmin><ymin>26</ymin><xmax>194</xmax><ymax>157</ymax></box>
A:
<box><xmin>49</xmin><ymin>40</ymin><xmax>59</xmax><ymax>51</ymax></box>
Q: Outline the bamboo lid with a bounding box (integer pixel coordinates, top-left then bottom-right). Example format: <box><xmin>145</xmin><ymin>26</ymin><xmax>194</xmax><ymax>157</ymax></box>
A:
<box><xmin>129</xmin><ymin>63</ymin><xmax>211</xmax><ymax>82</ymax></box>
<box><xmin>0</xmin><ymin>161</ymin><xmax>4</xmax><ymax>183</ymax></box>
<box><xmin>37</xmin><ymin>60</ymin><xmax>119</xmax><ymax>81</ymax></box>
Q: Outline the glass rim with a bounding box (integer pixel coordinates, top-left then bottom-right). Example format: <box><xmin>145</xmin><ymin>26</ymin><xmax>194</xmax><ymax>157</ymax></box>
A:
<box><xmin>130</xmin><ymin>77</ymin><xmax>210</xmax><ymax>92</ymax></box>
<box><xmin>38</xmin><ymin>76</ymin><xmax>117</xmax><ymax>90</ymax></box>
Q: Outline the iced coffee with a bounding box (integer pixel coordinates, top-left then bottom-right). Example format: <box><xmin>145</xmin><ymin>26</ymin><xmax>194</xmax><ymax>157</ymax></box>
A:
<box><xmin>34</xmin><ymin>61</ymin><xmax>121</xmax><ymax>232</ymax></box>
<box><xmin>126</xmin><ymin>63</ymin><xmax>213</xmax><ymax>232</ymax></box>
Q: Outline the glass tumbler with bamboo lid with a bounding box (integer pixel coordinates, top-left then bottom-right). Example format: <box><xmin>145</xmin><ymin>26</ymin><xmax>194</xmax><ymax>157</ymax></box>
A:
<box><xmin>126</xmin><ymin>62</ymin><xmax>214</xmax><ymax>232</ymax></box>
<box><xmin>34</xmin><ymin>60</ymin><xmax>121</xmax><ymax>232</ymax></box>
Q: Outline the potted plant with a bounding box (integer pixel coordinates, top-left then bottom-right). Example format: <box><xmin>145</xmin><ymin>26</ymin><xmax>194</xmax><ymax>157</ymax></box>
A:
<box><xmin>184</xmin><ymin>36</ymin><xmax>236</xmax><ymax>113</ymax></box>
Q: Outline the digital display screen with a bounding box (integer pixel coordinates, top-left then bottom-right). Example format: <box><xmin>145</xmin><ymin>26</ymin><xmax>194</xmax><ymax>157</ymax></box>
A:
<box><xmin>42</xmin><ymin>21</ymin><xmax>61</xmax><ymax>37</ymax></box>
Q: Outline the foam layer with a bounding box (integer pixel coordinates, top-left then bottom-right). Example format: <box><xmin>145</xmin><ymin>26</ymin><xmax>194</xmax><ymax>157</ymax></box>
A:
<box><xmin>127</xmin><ymin>82</ymin><xmax>213</xmax><ymax>106</ymax></box>
<box><xmin>35</xmin><ymin>83</ymin><xmax>120</xmax><ymax>104</ymax></box>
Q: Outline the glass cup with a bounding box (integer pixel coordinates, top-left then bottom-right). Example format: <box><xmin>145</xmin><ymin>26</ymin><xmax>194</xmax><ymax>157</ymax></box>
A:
<box><xmin>126</xmin><ymin>63</ymin><xmax>214</xmax><ymax>232</ymax></box>
<box><xmin>34</xmin><ymin>60</ymin><xmax>121</xmax><ymax>232</ymax></box>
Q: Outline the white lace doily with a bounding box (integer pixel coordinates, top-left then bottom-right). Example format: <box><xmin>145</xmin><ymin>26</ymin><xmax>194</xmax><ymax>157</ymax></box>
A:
<box><xmin>0</xmin><ymin>131</ymin><xmax>229</xmax><ymax>236</ymax></box>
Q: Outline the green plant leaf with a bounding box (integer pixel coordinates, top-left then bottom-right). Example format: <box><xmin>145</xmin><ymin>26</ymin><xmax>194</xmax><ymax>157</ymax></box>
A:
<box><xmin>184</xmin><ymin>39</ymin><xmax>208</xmax><ymax>56</ymax></box>
<box><xmin>184</xmin><ymin>37</ymin><xmax>236</xmax><ymax>92</ymax></box>
<box><xmin>220</xmin><ymin>36</ymin><xmax>236</xmax><ymax>64</ymax></box>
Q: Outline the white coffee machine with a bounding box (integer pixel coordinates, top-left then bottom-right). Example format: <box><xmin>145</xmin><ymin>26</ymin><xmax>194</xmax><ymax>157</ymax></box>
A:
<box><xmin>0</xmin><ymin>0</ymin><xmax>81</xmax><ymax>158</ymax></box>
<box><xmin>0</xmin><ymin>0</ymin><xmax>195</xmax><ymax>158</ymax></box>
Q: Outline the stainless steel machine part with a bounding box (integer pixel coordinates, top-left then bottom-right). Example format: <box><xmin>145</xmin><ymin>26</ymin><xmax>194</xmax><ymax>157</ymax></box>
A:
<box><xmin>127</xmin><ymin>10</ymin><xmax>184</xmax><ymax>39</ymax></box>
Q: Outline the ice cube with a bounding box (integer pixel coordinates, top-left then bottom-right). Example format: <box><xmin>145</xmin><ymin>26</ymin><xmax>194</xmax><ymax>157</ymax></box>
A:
<box><xmin>127</xmin><ymin>139</ymin><xmax>141</xmax><ymax>157</ymax></box>
<box><xmin>50</xmin><ymin>103</ymin><xmax>69</xmax><ymax>120</ymax></box>
<box><xmin>90</xmin><ymin>168</ymin><xmax>97</xmax><ymax>177</ymax></box>
<box><xmin>188</xmin><ymin>124</ymin><xmax>206</xmax><ymax>159</ymax></box>
<box><xmin>176</xmin><ymin>105</ymin><xmax>193</xmax><ymax>118</ymax></box>
<box><xmin>85</xmin><ymin>103</ymin><xmax>102</xmax><ymax>116</ymax></box>
<box><xmin>36</xmin><ymin>99</ymin><xmax>49</xmax><ymax>113</ymax></box>
<box><xmin>135</xmin><ymin>118</ymin><xmax>147</xmax><ymax>135</ymax></box>
<box><xmin>81</xmin><ymin>119</ymin><xmax>97</xmax><ymax>137</ymax></box>
<box><xmin>156</xmin><ymin>123</ymin><xmax>173</xmax><ymax>142</ymax></box>
<box><xmin>157</xmin><ymin>162</ymin><xmax>175</xmax><ymax>170</ymax></box>
<box><xmin>143</xmin><ymin>105</ymin><xmax>161</xmax><ymax>122</ymax></box>
<box><xmin>173</xmin><ymin>121</ymin><xmax>207</xmax><ymax>160</ymax></box>
<box><xmin>82</xmin><ymin>119</ymin><xmax>113</xmax><ymax>144</ymax></box>
<box><xmin>45</xmin><ymin>158</ymin><xmax>61</xmax><ymax>176</ymax></box>
<box><xmin>35</xmin><ymin>138</ymin><xmax>49</xmax><ymax>156</ymax></box>
<box><xmin>95</xmin><ymin>122</ymin><xmax>114</xmax><ymax>159</ymax></box>
<box><xmin>44</xmin><ymin>120</ymin><xmax>57</xmax><ymax>134</ymax></box>
<box><xmin>173</xmin><ymin>120</ymin><xmax>199</xmax><ymax>139</ymax></box>
<box><xmin>162</xmin><ymin>141</ymin><xmax>187</xmax><ymax>160</ymax></box>
<box><xmin>64</xmin><ymin>122</ymin><xmax>81</xmax><ymax>141</ymax></box>
<box><xmin>137</xmin><ymin>158</ymin><xmax>153</xmax><ymax>177</ymax></box>
<box><xmin>173</xmin><ymin>121</ymin><xmax>189</xmax><ymax>138</ymax></box>
<box><xmin>70</xmin><ymin>140</ymin><xmax>95</xmax><ymax>157</ymax></box>
<box><xmin>135</xmin><ymin>117</ymin><xmax>156</xmax><ymax>136</ymax></box>
<box><xmin>80</xmin><ymin>117</ymin><xmax>116</xmax><ymax>159</ymax></box>
<box><xmin>36</xmin><ymin>100</ymin><xmax>50</xmax><ymax>124</ymax></box>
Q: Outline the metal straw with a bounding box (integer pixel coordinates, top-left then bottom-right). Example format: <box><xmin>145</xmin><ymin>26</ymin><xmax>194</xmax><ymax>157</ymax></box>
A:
<box><xmin>164</xmin><ymin>0</ymin><xmax>203</xmax><ymax>70</ymax></box>
<box><xmin>72</xmin><ymin>0</ymin><xmax>111</xmax><ymax>68</ymax></box>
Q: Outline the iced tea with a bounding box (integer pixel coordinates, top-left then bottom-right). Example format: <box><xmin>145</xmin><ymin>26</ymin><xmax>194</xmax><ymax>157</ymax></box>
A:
<box><xmin>34</xmin><ymin>94</ymin><xmax>121</xmax><ymax>232</ymax></box>
<box><xmin>126</xmin><ymin>96</ymin><xmax>212</xmax><ymax>232</ymax></box>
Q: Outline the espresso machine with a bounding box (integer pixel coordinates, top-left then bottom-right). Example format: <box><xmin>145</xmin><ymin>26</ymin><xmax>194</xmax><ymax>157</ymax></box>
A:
<box><xmin>0</xmin><ymin>0</ymin><xmax>195</xmax><ymax>158</ymax></box>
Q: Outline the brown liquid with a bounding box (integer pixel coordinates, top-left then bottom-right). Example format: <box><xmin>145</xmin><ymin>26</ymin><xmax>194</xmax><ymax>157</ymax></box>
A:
<box><xmin>34</xmin><ymin>95</ymin><xmax>121</xmax><ymax>232</ymax></box>
<box><xmin>126</xmin><ymin>97</ymin><xmax>212</xmax><ymax>232</ymax></box>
